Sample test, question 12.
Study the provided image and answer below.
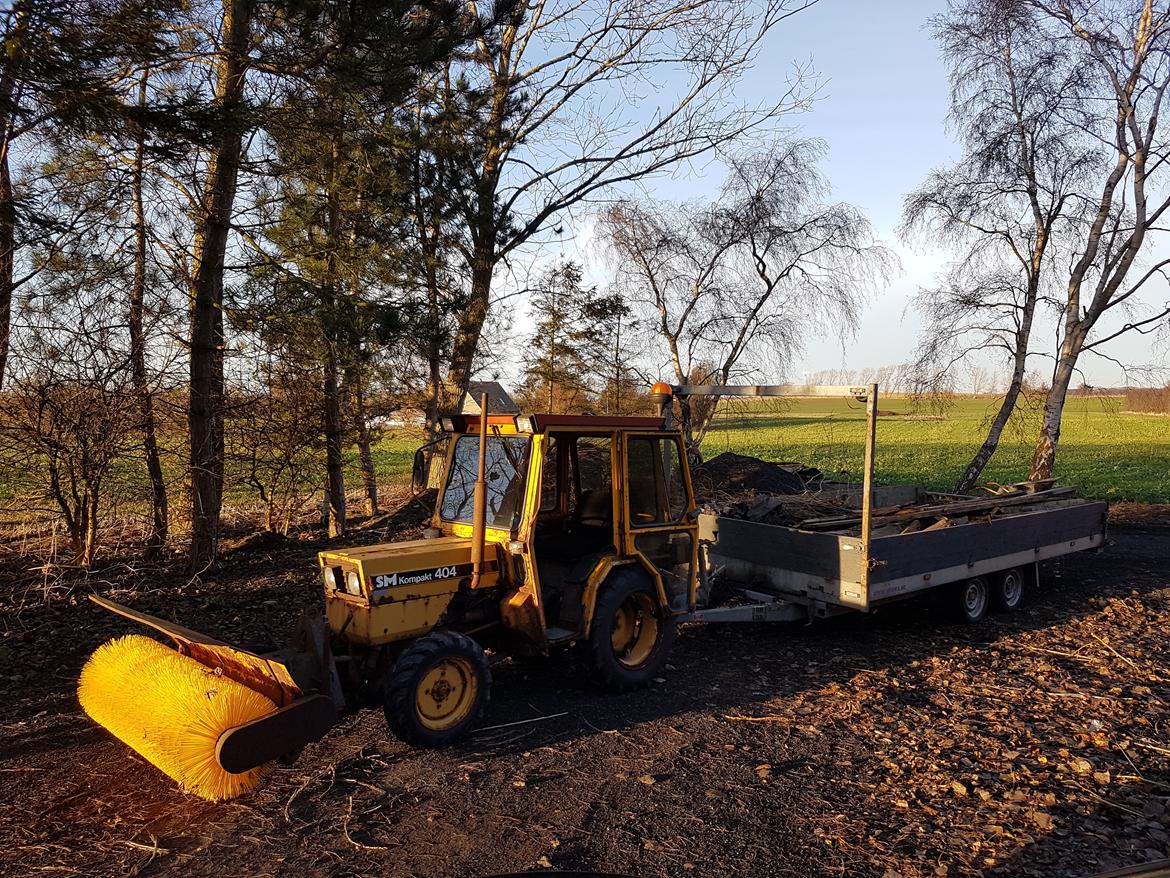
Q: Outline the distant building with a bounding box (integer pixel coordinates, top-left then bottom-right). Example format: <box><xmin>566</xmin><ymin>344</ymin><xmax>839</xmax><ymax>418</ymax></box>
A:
<box><xmin>459</xmin><ymin>381</ymin><xmax>520</xmax><ymax>415</ymax></box>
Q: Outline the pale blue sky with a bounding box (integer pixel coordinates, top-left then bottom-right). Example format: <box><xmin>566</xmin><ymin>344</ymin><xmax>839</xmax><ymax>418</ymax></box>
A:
<box><xmin>511</xmin><ymin>0</ymin><xmax>1164</xmax><ymax>389</ymax></box>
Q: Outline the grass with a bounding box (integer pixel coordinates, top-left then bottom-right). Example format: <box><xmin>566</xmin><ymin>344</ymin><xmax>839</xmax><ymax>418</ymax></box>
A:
<box><xmin>366</xmin><ymin>395</ymin><xmax>1169</xmax><ymax>503</ymax></box>
<box><xmin>366</xmin><ymin>395</ymin><xmax>1168</xmax><ymax>502</ymax></box>
<box><xmin>698</xmin><ymin>395</ymin><xmax>1170</xmax><ymax>503</ymax></box>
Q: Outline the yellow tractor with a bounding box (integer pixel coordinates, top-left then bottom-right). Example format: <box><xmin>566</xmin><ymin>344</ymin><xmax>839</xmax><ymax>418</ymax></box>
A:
<box><xmin>318</xmin><ymin>400</ymin><xmax>698</xmax><ymax>746</ymax></box>
<box><xmin>81</xmin><ymin>388</ymin><xmax>698</xmax><ymax>797</ymax></box>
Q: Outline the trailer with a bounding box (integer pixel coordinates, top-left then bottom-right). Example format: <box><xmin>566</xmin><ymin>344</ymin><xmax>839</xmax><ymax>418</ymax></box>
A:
<box><xmin>678</xmin><ymin>383</ymin><xmax>1108</xmax><ymax>624</ymax></box>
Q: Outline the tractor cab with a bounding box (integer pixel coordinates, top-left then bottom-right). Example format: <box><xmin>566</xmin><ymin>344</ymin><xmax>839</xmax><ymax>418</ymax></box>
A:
<box><xmin>424</xmin><ymin>413</ymin><xmax>700</xmax><ymax>645</ymax></box>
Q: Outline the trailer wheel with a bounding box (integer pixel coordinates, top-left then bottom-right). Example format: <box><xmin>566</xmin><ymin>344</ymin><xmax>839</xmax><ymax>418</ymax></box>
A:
<box><xmin>589</xmin><ymin>570</ymin><xmax>676</xmax><ymax>692</ymax></box>
<box><xmin>383</xmin><ymin>631</ymin><xmax>490</xmax><ymax>747</ymax></box>
<box><xmin>993</xmin><ymin>567</ymin><xmax>1025</xmax><ymax>612</ymax></box>
<box><xmin>954</xmin><ymin>576</ymin><xmax>990</xmax><ymax>623</ymax></box>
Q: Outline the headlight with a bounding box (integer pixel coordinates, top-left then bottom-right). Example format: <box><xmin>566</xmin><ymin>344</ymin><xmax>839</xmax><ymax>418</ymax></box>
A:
<box><xmin>345</xmin><ymin>570</ymin><xmax>362</xmax><ymax>596</ymax></box>
<box><xmin>323</xmin><ymin>567</ymin><xmax>338</xmax><ymax>589</ymax></box>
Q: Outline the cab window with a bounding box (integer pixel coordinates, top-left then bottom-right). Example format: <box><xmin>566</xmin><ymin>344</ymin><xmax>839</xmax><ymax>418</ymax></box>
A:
<box><xmin>440</xmin><ymin>435</ymin><xmax>531</xmax><ymax>530</ymax></box>
<box><xmin>627</xmin><ymin>436</ymin><xmax>688</xmax><ymax>525</ymax></box>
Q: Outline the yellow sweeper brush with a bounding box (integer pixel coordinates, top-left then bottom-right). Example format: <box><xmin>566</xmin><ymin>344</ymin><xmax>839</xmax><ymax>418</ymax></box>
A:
<box><xmin>78</xmin><ymin>597</ymin><xmax>339</xmax><ymax>802</ymax></box>
<box><xmin>79</xmin><ymin>635</ymin><xmax>278</xmax><ymax>800</ymax></box>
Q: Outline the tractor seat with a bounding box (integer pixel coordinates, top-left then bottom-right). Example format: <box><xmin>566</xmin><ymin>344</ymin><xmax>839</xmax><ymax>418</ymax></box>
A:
<box><xmin>574</xmin><ymin>489</ymin><xmax>612</xmax><ymax>528</ymax></box>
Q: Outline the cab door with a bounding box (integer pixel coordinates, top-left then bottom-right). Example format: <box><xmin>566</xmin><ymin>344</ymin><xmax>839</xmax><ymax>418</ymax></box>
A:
<box><xmin>620</xmin><ymin>433</ymin><xmax>699</xmax><ymax>612</ymax></box>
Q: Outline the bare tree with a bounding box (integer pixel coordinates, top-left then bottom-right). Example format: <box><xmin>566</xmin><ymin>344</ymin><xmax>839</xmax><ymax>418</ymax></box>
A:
<box><xmin>600</xmin><ymin>142</ymin><xmax>890</xmax><ymax>445</ymax></box>
<box><xmin>228</xmin><ymin>354</ymin><xmax>325</xmax><ymax>534</ymax></box>
<box><xmin>903</xmin><ymin>0</ymin><xmax>1090</xmax><ymax>492</ymax></box>
<box><xmin>0</xmin><ymin>248</ymin><xmax>140</xmax><ymax>566</ymax></box>
<box><xmin>1016</xmin><ymin>0</ymin><xmax>1170</xmax><ymax>479</ymax></box>
<box><xmin>440</xmin><ymin>0</ymin><xmax>822</xmax><ymax>405</ymax></box>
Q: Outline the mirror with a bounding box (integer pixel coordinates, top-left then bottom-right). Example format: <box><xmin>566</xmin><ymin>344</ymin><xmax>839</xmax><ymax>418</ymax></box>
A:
<box><xmin>411</xmin><ymin>448</ymin><xmax>427</xmax><ymax>494</ymax></box>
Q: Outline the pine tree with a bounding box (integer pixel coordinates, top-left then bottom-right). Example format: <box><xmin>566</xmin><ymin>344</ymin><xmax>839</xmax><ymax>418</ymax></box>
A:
<box><xmin>520</xmin><ymin>261</ymin><xmax>600</xmax><ymax>414</ymax></box>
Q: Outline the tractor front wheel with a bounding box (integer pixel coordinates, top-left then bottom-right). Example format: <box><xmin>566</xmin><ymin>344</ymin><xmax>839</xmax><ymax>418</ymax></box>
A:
<box><xmin>589</xmin><ymin>570</ymin><xmax>676</xmax><ymax>692</ymax></box>
<box><xmin>383</xmin><ymin>631</ymin><xmax>490</xmax><ymax>747</ymax></box>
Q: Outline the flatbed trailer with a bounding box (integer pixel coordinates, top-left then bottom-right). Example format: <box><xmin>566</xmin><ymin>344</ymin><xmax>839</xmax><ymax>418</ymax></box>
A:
<box><xmin>668</xmin><ymin>383</ymin><xmax>1109</xmax><ymax>625</ymax></box>
<box><xmin>692</xmin><ymin>493</ymin><xmax>1107</xmax><ymax>623</ymax></box>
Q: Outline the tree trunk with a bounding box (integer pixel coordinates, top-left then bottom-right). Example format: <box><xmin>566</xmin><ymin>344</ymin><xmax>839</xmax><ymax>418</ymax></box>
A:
<box><xmin>1029</xmin><ymin>340</ymin><xmax>1080</xmax><ymax>481</ymax></box>
<box><xmin>130</xmin><ymin>73</ymin><xmax>168</xmax><ymax>554</ymax></box>
<box><xmin>188</xmin><ymin>0</ymin><xmax>250</xmax><ymax>571</ymax></box>
<box><xmin>443</xmin><ymin>243</ymin><xmax>492</xmax><ymax>405</ymax></box>
<box><xmin>323</xmin><ymin>341</ymin><xmax>346</xmax><ymax>537</ymax></box>
<box><xmin>0</xmin><ymin>147</ymin><xmax>13</xmax><ymax>390</ymax></box>
<box><xmin>0</xmin><ymin>8</ymin><xmax>27</xmax><ymax>392</ymax></box>
<box><xmin>350</xmin><ymin>369</ymin><xmax>378</xmax><ymax>516</ymax></box>
<box><xmin>954</xmin><ymin>299</ymin><xmax>1038</xmax><ymax>493</ymax></box>
<box><xmin>81</xmin><ymin>487</ymin><xmax>100</xmax><ymax>568</ymax></box>
<box><xmin>954</xmin><ymin>373</ymin><xmax>1025</xmax><ymax>493</ymax></box>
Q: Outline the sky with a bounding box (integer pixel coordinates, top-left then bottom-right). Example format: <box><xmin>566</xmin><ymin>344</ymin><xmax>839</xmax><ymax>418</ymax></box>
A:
<box><xmin>504</xmin><ymin>0</ymin><xmax>1168</xmax><ymax>391</ymax></box>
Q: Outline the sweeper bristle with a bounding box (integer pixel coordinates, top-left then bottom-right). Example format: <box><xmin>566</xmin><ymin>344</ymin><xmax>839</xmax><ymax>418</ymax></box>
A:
<box><xmin>78</xmin><ymin>634</ymin><xmax>277</xmax><ymax>801</ymax></box>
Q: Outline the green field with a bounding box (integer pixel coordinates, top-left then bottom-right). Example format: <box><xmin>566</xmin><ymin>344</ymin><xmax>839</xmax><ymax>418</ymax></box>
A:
<box><xmin>697</xmin><ymin>395</ymin><xmax>1170</xmax><ymax>503</ymax></box>
<box><xmin>370</xmin><ymin>396</ymin><xmax>1170</xmax><ymax>503</ymax></box>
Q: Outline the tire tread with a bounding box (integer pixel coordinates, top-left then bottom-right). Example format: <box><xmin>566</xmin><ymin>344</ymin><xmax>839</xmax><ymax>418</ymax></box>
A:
<box><xmin>383</xmin><ymin>630</ymin><xmax>490</xmax><ymax>747</ymax></box>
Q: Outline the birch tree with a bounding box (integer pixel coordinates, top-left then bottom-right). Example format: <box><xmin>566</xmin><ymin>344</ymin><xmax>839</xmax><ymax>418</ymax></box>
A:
<box><xmin>1022</xmin><ymin>0</ymin><xmax>1170</xmax><ymax>479</ymax></box>
<box><xmin>902</xmin><ymin>0</ymin><xmax>1087</xmax><ymax>492</ymax></box>
<box><xmin>599</xmin><ymin>143</ymin><xmax>890</xmax><ymax>445</ymax></box>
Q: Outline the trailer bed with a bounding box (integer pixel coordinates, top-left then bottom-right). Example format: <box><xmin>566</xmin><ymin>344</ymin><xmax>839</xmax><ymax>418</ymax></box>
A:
<box><xmin>698</xmin><ymin>495</ymin><xmax>1108</xmax><ymax>613</ymax></box>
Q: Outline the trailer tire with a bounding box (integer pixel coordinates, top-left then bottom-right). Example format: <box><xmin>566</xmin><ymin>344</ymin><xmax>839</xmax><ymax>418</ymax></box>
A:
<box><xmin>993</xmin><ymin>567</ymin><xmax>1025</xmax><ymax>612</ymax></box>
<box><xmin>383</xmin><ymin>630</ymin><xmax>490</xmax><ymax>747</ymax></box>
<box><xmin>954</xmin><ymin>576</ymin><xmax>990</xmax><ymax>623</ymax></box>
<box><xmin>589</xmin><ymin>570</ymin><xmax>676</xmax><ymax>692</ymax></box>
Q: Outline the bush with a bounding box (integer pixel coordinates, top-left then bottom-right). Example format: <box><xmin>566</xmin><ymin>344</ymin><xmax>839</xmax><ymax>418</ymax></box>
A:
<box><xmin>1125</xmin><ymin>384</ymin><xmax>1170</xmax><ymax>414</ymax></box>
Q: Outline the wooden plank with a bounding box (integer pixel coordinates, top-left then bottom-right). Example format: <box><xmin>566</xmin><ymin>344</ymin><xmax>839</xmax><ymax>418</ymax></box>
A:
<box><xmin>798</xmin><ymin>487</ymin><xmax>1078</xmax><ymax>531</ymax></box>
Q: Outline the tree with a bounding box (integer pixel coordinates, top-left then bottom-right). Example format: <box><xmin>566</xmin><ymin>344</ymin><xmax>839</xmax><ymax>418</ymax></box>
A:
<box><xmin>581</xmin><ymin>290</ymin><xmax>641</xmax><ymax>415</ymax></box>
<box><xmin>398</xmin><ymin>72</ymin><xmax>483</xmax><ymax>436</ymax></box>
<box><xmin>186</xmin><ymin>0</ymin><xmax>252</xmax><ymax>569</ymax></box>
<box><xmin>438</xmin><ymin>0</ymin><xmax>822</xmax><ymax>407</ymax></box>
<box><xmin>0</xmin><ymin>211</ymin><xmax>141</xmax><ymax>567</ymax></box>
<box><xmin>0</xmin><ymin>1</ymin><xmax>179</xmax><ymax>389</ymax></box>
<box><xmin>518</xmin><ymin>260</ymin><xmax>599</xmax><ymax>412</ymax></box>
<box><xmin>196</xmin><ymin>0</ymin><xmax>481</xmax><ymax>553</ymax></box>
<box><xmin>600</xmin><ymin>143</ymin><xmax>890</xmax><ymax>445</ymax></box>
<box><xmin>907</xmin><ymin>0</ymin><xmax>1170</xmax><ymax>491</ymax></box>
<box><xmin>1017</xmin><ymin>0</ymin><xmax>1170</xmax><ymax>479</ymax></box>
<box><xmin>127</xmin><ymin>71</ymin><xmax>170</xmax><ymax>553</ymax></box>
<box><xmin>228</xmin><ymin>348</ymin><xmax>326</xmax><ymax>534</ymax></box>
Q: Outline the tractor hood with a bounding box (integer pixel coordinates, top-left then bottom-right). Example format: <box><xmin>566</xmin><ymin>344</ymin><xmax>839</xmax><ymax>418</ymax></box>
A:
<box><xmin>319</xmin><ymin>536</ymin><xmax>502</xmax><ymax>604</ymax></box>
<box><xmin>319</xmin><ymin>536</ymin><xmax>504</xmax><ymax>646</ymax></box>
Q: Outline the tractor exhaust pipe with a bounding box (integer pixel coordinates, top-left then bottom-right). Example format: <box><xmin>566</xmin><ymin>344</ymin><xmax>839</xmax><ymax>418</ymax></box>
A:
<box><xmin>470</xmin><ymin>391</ymin><xmax>489</xmax><ymax>587</ymax></box>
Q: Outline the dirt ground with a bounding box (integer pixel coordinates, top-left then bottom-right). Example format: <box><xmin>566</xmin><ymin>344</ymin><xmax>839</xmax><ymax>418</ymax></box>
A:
<box><xmin>1</xmin><ymin>501</ymin><xmax>1169</xmax><ymax>878</ymax></box>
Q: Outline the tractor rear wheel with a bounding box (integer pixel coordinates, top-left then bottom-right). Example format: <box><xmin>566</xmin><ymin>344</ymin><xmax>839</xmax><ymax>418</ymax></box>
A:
<box><xmin>383</xmin><ymin>630</ymin><xmax>490</xmax><ymax>747</ymax></box>
<box><xmin>588</xmin><ymin>570</ymin><xmax>676</xmax><ymax>692</ymax></box>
